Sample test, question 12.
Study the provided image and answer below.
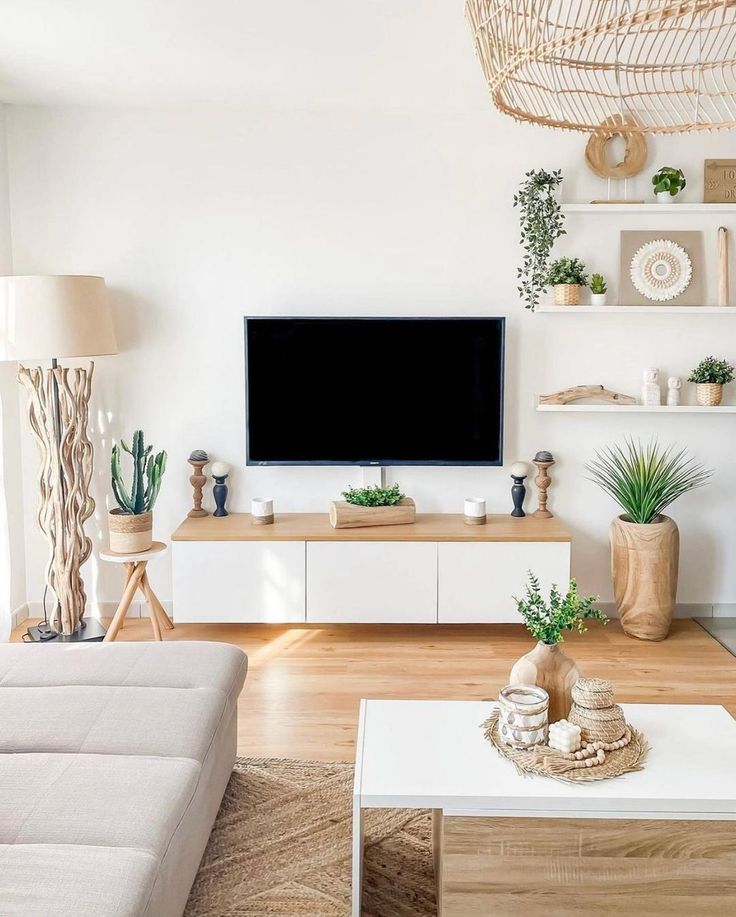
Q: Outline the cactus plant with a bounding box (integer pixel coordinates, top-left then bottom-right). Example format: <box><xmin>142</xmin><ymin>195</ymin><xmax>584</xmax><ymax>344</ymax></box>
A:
<box><xmin>111</xmin><ymin>430</ymin><xmax>167</xmax><ymax>514</ymax></box>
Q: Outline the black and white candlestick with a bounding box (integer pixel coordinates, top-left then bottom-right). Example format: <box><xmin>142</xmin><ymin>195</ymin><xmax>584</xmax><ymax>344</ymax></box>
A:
<box><xmin>510</xmin><ymin>461</ymin><xmax>529</xmax><ymax>517</ymax></box>
<box><xmin>211</xmin><ymin>462</ymin><xmax>230</xmax><ymax>517</ymax></box>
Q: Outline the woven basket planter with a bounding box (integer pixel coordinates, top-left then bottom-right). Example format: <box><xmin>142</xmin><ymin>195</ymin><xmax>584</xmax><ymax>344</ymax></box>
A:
<box><xmin>553</xmin><ymin>284</ymin><xmax>581</xmax><ymax>306</ymax></box>
<box><xmin>610</xmin><ymin>515</ymin><xmax>679</xmax><ymax>641</ymax></box>
<box><xmin>696</xmin><ymin>383</ymin><xmax>723</xmax><ymax>406</ymax></box>
<box><xmin>108</xmin><ymin>509</ymin><xmax>153</xmax><ymax>554</ymax></box>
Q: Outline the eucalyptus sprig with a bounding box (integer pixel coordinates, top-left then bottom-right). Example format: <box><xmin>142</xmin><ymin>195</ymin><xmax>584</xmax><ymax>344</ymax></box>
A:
<box><xmin>587</xmin><ymin>438</ymin><xmax>712</xmax><ymax>525</ymax></box>
<box><xmin>342</xmin><ymin>483</ymin><xmax>404</xmax><ymax>507</ymax></box>
<box><xmin>513</xmin><ymin>168</ymin><xmax>565</xmax><ymax>311</ymax></box>
<box><xmin>513</xmin><ymin>571</ymin><xmax>606</xmax><ymax>645</ymax></box>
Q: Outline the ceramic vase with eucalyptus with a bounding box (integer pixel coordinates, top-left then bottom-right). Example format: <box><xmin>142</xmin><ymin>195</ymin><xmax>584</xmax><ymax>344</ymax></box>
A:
<box><xmin>509</xmin><ymin>642</ymin><xmax>580</xmax><ymax>723</ymax></box>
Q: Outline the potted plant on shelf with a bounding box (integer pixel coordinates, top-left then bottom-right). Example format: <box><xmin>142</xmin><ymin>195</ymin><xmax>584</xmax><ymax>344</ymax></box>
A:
<box><xmin>544</xmin><ymin>257</ymin><xmax>588</xmax><ymax>306</ymax></box>
<box><xmin>652</xmin><ymin>166</ymin><xmax>686</xmax><ymax>203</ymax></box>
<box><xmin>688</xmin><ymin>355</ymin><xmax>735</xmax><ymax>406</ymax></box>
<box><xmin>329</xmin><ymin>483</ymin><xmax>416</xmax><ymax>529</ymax></box>
<box><xmin>513</xmin><ymin>168</ymin><xmax>566</xmax><ymax>312</ymax></box>
<box><xmin>109</xmin><ymin>430</ymin><xmax>167</xmax><ymax>553</ymax></box>
<box><xmin>510</xmin><ymin>572</ymin><xmax>606</xmax><ymax>722</ymax></box>
<box><xmin>588</xmin><ymin>439</ymin><xmax>711</xmax><ymax>641</ymax></box>
<box><xmin>590</xmin><ymin>273</ymin><xmax>608</xmax><ymax>306</ymax></box>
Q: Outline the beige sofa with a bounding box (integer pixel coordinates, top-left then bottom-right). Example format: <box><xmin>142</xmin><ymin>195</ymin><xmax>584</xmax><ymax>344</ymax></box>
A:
<box><xmin>0</xmin><ymin>640</ymin><xmax>247</xmax><ymax>917</ymax></box>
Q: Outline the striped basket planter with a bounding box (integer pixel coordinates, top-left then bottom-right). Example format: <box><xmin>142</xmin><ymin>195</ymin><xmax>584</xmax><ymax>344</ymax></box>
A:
<box><xmin>553</xmin><ymin>284</ymin><xmax>581</xmax><ymax>306</ymax></box>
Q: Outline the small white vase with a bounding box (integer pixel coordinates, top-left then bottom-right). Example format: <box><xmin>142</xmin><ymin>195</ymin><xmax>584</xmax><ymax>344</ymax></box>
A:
<box><xmin>656</xmin><ymin>191</ymin><xmax>674</xmax><ymax>204</ymax></box>
<box><xmin>590</xmin><ymin>292</ymin><xmax>607</xmax><ymax>306</ymax></box>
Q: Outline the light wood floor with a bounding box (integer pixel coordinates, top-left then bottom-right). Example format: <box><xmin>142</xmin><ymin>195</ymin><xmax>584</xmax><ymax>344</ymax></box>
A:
<box><xmin>13</xmin><ymin>618</ymin><xmax>736</xmax><ymax>761</ymax></box>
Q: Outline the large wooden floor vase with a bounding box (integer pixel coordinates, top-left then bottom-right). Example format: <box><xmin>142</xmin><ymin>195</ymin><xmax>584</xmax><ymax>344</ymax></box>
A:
<box><xmin>509</xmin><ymin>641</ymin><xmax>580</xmax><ymax>723</ymax></box>
<box><xmin>18</xmin><ymin>363</ymin><xmax>95</xmax><ymax>635</ymax></box>
<box><xmin>611</xmin><ymin>515</ymin><xmax>679</xmax><ymax>642</ymax></box>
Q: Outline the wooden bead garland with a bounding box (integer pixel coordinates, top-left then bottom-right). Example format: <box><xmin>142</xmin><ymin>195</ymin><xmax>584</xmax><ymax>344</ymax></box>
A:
<box><xmin>536</xmin><ymin>727</ymin><xmax>632</xmax><ymax>772</ymax></box>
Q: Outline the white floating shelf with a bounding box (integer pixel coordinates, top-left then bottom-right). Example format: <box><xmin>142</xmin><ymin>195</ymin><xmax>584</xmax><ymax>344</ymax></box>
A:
<box><xmin>536</xmin><ymin>403</ymin><xmax>736</xmax><ymax>414</ymax></box>
<box><xmin>537</xmin><ymin>304</ymin><xmax>736</xmax><ymax>314</ymax></box>
<box><xmin>562</xmin><ymin>203</ymin><xmax>736</xmax><ymax>213</ymax></box>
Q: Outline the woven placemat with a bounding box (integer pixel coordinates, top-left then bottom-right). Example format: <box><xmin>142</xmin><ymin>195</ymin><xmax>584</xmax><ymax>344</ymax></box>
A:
<box><xmin>482</xmin><ymin>711</ymin><xmax>649</xmax><ymax>785</ymax></box>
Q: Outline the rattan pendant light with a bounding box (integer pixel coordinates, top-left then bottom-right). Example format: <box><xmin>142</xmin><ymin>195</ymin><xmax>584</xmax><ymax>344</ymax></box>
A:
<box><xmin>465</xmin><ymin>0</ymin><xmax>736</xmax><ymax>134</ymax></box>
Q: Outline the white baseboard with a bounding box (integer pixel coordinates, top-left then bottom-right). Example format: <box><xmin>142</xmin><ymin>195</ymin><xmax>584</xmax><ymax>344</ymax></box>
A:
<box><xmin>26</xmin><ymin>600</ymin><xmax>173</xmax><ymax>621</ymax></box>
<box><xmin>10</xmin><ymin>603</ymin><xmax>28</xmax><ymax>630</ymax></box>
<box><xmin>600</xmin><ymin>602</ymin><xmax>736</xmax><ymax>620</ymax></box>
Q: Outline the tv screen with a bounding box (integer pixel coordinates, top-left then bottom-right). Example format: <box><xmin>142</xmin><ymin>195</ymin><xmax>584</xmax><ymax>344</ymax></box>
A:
<box><xmin>244</xmin><ymin>317</ymin><xmax>505</xmax><ymax>466</ymax></box>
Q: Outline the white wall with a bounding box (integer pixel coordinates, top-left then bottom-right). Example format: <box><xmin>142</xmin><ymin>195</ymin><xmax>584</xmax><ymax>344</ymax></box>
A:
<box><xmin>0</xmin><ymin>105</ymin><xmax>26</xmax><ymax>638</ymax></box>
<box><xmin>5</xmin><ymin>103</ymin><xmax>736</xmax><ymax>612</ymax></box>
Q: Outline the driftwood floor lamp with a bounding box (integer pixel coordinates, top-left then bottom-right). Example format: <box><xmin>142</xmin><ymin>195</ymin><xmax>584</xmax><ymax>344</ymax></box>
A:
<box><xmin>0</xmin><ymin>275</ymin><xmax>117</xmax><ymax>641</ymax></box>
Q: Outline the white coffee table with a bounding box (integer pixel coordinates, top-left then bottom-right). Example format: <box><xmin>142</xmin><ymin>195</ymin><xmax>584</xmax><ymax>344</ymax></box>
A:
<box><xmin>352</xmin><ymin>699</ymin><xmax>736</xmax><ymax>916</ymax></box>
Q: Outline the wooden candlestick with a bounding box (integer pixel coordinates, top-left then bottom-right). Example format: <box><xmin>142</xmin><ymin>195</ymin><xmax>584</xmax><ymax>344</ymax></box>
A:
<box><xmin>532</xmin><ymin>451</ymin><xmax>555</xmax><ymax>519</ymax></box>
<box><xmin>188</xmin><ymin>450</ymin><xmax>209</xmax><ymax>518</ymax></box>
<box><xmin>718</xmin><ymin>226</ymin><xmax>729</xmax><ymax>307</ymax></box>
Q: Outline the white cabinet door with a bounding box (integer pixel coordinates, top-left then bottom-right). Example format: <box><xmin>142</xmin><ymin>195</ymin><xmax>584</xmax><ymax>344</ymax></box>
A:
<box><xmin>438</xmin><ymin>542</ymin><xmax>571</xmax><ymax>623</ymax></box>
<box><xmin>172</xmin><ymin>541</ymin><xmax>305</xmax><ymax>623</ymax></box>
<box><xmin>306</xmin><ymin>542</ymin><xmax>437</xmax><ymax>623</ymax></box>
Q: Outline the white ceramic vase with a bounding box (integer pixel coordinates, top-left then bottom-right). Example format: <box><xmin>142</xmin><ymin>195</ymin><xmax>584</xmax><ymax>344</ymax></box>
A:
<box><xmin>590</xmin><ymin>292</ymin><xmax>607</xmax><ymax>306</ymax></box>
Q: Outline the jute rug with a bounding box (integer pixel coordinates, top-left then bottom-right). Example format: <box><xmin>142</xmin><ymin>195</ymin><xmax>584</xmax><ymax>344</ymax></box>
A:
<box><xmin>185</xmin><ymin>758</ymin><xmax>436</xmax><ymax>917</ymax></box>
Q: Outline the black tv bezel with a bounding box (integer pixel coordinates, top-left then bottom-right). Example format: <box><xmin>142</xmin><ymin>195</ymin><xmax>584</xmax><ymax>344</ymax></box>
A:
<box><xmin>244</xmin><ymin>316</ymin><xmax>505</xmax><ymax>467</ymax></box>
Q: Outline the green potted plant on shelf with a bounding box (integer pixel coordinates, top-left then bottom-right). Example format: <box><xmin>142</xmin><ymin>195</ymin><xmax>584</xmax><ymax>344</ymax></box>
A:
<box><xmin>509</xmin><ymin>572</ymin><xmax>606</xmax><ymax>722</ymax></box>
<box><xmin>513</xmin><ymin>168</ymin><xmax>566</xmax><ymax>312</ymax></box>
<box><xmin>589</xmin><ymin>272</ymin><xmax>608</xmax><ymax>306</ymax></box>
<box><xmin>587</xmin><ymin>439</ymin><xmax>711</xmax><ymax>641</ymax></box>
<box><xmin>687</xmin><ymin>355</ymin><xmax>735</xmax><ymax>406</ymax></box>
<box><xmin>544</xmin><ymin>257</ymin><xmax>588</xmax><ymax>306</ymax></box>
<box><xmin>330</xmin><ymin>483</ymin><xmax>416</xmax><ymax>529</ymax></box>
<box><xmin>652</xmin><ymin>166</ymin><xmax>686</xmax><ymax>203</ymax></box>
<box><xmin>109</xmin><ymin>430</ymin><xmax>167</xmax><ymax>553</ymax></box>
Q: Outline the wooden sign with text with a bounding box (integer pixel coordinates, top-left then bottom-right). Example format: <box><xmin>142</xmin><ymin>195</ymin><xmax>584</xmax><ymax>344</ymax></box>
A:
<box><xmin>704</xmin><ymin>159</ymin><xmax>736</xmax><ymax>203</ymax></box>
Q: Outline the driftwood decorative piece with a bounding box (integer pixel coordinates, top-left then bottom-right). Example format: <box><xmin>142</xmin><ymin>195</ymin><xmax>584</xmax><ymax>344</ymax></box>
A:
<box><xmin>584</xmin><ymin>115</ymin><xmax>648</xmax><ymax>179</ymax></box>
<box><xmin>719</xmin><ymin>226</ymin><xmax>730</xmax><ymax>307</ymax></box>
<box><xmin>18</xmin><ymin>363</ymin><xmax>95</xmax><ymax>636</ymax></box>
<box><xmin>329</xmin><ymin>497</ymin><xmax>416</xmax><ymax>529</ymax></box>
<box><xmin>188</xmin><ymin>450</ymin><xmax>209</xmax><ymax>518</ymax></box>
<box><xmin>532</xmin><ymin>451</ymin><xmax>555</xmax><ymax>519</ymax></box>
<box><xmin>539</xmin><ymin>385</ymin><xmax>637</xmax><ymax>406</ymax></box>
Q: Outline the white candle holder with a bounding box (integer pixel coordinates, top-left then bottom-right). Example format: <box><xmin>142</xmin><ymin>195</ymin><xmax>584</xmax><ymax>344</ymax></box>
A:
<box><xmin>464</xmin><ymin>497</ymin><xmax>487</xmax><ymax>526</ymax></box>
<box><xmin>251</xmin><ymin>496</ymin><xmax>274</xmax><ymax>525</ymax></box>
<box><xmin>498</xmin><ymin>684</ymin><xmax>549</xmax><ymax>748</ymax></box>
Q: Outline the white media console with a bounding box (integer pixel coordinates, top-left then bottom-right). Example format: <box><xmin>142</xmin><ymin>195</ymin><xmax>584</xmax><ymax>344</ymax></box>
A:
<box><xmin>171</xmin><ymin>513</ymin><xmax>571</xmax><ymax>624</ymax></box>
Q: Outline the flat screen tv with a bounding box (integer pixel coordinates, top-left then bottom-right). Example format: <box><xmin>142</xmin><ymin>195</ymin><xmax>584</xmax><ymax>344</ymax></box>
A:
<box><xmin>244</xmin><ymin>317</ymin><xmax>505</xmax><ymax>466</ymax></box>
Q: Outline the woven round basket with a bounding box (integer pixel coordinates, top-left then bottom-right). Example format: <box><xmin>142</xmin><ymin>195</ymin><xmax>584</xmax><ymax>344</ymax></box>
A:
<box><xmin>568</xmin><ymin>702</ymin><xmax>626</xmax><ymax>743</ymax></box>
<box><xmin>571</xmin><ymin>677</ymin><xmax>614</xmax><ymax>710</ymax></box>
<box><xmin>696</xmin><ymin>383</ymin><xmax>723</xmax><ymax>406</ymax></box>
<box><xmin>553</xmin><ymin>284</ymin><xmax>581</xmax><ymax>306</ymax></box>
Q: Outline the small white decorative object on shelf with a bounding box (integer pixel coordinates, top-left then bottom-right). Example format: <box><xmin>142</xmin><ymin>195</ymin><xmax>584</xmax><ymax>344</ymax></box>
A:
<box><xmin>464</xmin><ymin>497</ymin><xmax>486</xmax><ymax>526</ymax></box>
<box><xmin>548</xmin><ymin>719</ymin><xmax>582</xmax><ymax>754</ymax></box>
<box><xmin>641</xmin><ymin>367</ymin><xmax>661</xmax><ymax>406</ymax></box>
<box><xmin>667</xmin><ymin>376</ymin><xmax>682</xmax><ymax>407</ymax></box>
<box><xmin>251</xmin><ymin>496</ymin><xmax>274</xmax><ymax>525</ymax></box>
<box><xmin>630</xmin><ymin>239</ymin><xmax>692</xmax><ymax>302</ymax></box>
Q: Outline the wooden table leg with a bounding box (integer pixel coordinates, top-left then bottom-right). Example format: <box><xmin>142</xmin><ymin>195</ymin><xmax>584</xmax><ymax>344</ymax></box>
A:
<box><xmin>119</xmin><ymin>563</ymin><xmax>134</xmax><ymax>630</ymax></box>
<box><xmin>133</xmin><ymin>563</ymin><xmax>160</xmax><ymax>640</ymax></box>
<box><xmin>141</xmin><ymin>571</ymin><xmax>174</xmax><ymax>630</ymax></box>
<box><xmin>104</xmin><ymin>563</ymin><xmax>146</xmax><ymax>642</ymax></box>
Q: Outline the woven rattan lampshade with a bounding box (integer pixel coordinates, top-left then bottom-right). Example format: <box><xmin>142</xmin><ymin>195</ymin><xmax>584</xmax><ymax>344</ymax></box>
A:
<box><xmin>465</xmin><ymin>0</ymin><xmax>736</xmax><ymax>134</ymax></box>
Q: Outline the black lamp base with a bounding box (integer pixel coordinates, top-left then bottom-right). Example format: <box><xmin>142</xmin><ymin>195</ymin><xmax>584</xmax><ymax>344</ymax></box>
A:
<box><xmin>25</xmin><ymin>617</ymin><xmax>107</xmax><ymax>643</ymax></box>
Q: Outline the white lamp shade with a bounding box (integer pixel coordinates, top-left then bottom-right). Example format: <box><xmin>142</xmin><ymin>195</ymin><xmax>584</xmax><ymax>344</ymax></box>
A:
<box><xmin>0</xmin><ymin>275</ymin><xmax>117</xmax><ymax>361</ymax></box>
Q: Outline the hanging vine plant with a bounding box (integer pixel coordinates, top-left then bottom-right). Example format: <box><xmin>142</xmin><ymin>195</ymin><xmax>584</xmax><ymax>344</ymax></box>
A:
<box><xmin>513</xmin><ymin>168</ymin><xmax>565</xmax><ymax>311</ymax></box>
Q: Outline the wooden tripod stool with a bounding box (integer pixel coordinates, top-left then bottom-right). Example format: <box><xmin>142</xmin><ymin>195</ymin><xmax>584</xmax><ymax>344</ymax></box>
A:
<box><xmin>100</xmin><ymin>541</ymin><xmax>174</xmax><ymax>642</ymax></box>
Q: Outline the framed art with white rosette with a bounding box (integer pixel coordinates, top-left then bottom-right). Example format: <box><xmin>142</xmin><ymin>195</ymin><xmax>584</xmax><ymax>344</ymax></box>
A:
<box><xmin>618</xmin><ymin>231</ymin><xmax>703</xmax><ymax>307</ymax></box>
<box><xmin>630</xmin><ymin>239</ymin><xmax>692</xmax><ymax>302</ymax></box>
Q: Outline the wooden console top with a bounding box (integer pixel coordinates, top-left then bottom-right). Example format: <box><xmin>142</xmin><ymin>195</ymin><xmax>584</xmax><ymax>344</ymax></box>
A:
<box><xmin>172</xmin><ymin>513</ymin><xmax>571</xmax><ymax>543</ymax></box>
